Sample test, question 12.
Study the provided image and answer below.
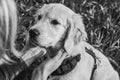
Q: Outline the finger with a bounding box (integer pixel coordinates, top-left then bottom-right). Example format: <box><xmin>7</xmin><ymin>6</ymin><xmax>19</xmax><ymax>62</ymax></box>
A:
<box><xmin>22</xmin><ymin>46</ymin><xmax>39</xmax><ymax>54</ymax></box>
<box><xmin>22</xmin><ymin>47</ymin><xmax>45</xmax><ymax>60</ymax></box>
<box><xmin>26</xmin><ymin>47</ymin><xmax>46</xmax><ymax>57</ymax></box>
<box><xmin>35</xmin><ymin>48</ymin><xmax>47</xmax><ymax>58</ymax></box>
<box><xmin>30</xmin><ymin>47</ymin><xmax>41</xmax><ymax>54</ymax></box>
<box><xmin>32</xmin><ymin>47</ymin><xmax>44</xmax><ymax>55</ymax></box>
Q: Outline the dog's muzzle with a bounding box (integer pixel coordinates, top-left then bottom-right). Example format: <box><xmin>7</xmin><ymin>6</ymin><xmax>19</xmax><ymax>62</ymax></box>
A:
<box><xmin>29</xmin><ymin>29</ymin><xmax>40</xmax><ymax>47</ymax></box>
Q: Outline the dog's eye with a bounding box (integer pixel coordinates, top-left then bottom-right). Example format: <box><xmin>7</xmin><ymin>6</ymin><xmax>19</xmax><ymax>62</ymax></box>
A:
<box><xmin>37</xmin><ymin>15</ymin><xmax>42</xmax><ymax>20</ymax></box>
<box><xmin>51</xmin><ymin>19</ymin><xmax>60</xmax><ymax>25</ymax></box>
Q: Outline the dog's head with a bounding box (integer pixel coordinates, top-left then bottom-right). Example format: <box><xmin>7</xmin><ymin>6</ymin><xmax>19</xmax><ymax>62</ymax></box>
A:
<box><xmin>29</xmin><ymin>3</ymin><xmax>87</xmax><ymax>55</ymax></box>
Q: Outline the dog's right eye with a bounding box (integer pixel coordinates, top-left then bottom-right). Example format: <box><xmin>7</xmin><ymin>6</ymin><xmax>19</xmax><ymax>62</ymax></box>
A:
<box><xmin>37</xmin><ymin>15</ymin><xmax>42</xmax><ymax>20</ymax></box>
<box><xmin>51</xmin><ymin>19</ymin><xmax>60</xmax><ymax>25</ymax></box>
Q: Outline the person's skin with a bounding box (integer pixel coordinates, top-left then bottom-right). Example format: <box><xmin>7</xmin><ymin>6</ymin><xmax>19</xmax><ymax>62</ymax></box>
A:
<box><xmin>22</xmin><ymin>46</ymin><xmax>46</xmax><ymax>66</ymax></box>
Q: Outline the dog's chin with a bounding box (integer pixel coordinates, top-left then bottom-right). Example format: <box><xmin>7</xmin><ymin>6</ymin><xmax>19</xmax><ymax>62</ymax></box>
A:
<box><xmin>28</xmin><ymin>38</ymin><xmax>46</xmax><ymax>49</ymax></box>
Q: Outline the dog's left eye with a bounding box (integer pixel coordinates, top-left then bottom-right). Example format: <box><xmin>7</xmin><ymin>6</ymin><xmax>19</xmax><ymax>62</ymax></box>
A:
<box><xmin>37</xmin><ymin>15</ymin><xmax>42</xmax><ymax>20</ymax></box>
<box><xmin>51</xmin><ymin>19</ymin><xmax>60</xmax><ymax>25</ymax></box>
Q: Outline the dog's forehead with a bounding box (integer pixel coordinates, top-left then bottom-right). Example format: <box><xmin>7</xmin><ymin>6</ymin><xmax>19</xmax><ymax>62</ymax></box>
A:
<box><xmin>37</xmin><ymin>4</ymin><xmax>74</xmax><ymax>20</ymax></box>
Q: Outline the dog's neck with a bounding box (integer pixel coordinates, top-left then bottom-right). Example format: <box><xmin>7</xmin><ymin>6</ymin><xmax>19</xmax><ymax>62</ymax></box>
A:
<box><xmin>47</xmin><ymin>32</ymin><xmax>69</xmax><ymax>58</ymax></box>
<box><xmin>46</xmin><ymin>46</ymin><xmax>61</xmax><ymax>58</ymax></box>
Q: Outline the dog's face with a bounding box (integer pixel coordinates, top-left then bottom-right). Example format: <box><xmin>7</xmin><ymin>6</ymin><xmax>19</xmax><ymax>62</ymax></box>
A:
<box><xmin>29</xmin><ymin>4</ymin><xmax>87</xmax><ymax>54</ymax></box>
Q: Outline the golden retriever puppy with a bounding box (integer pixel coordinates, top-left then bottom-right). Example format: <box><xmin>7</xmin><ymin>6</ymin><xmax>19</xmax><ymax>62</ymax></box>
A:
<box><xmin>31</xmin><ymin>3</ymin><xmax>119</xmax><ymax>80</ymax></box>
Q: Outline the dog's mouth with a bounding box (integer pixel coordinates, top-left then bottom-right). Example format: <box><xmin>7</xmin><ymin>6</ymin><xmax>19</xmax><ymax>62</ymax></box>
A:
<box><xmin>29</xmin><ymin>38</ymin><xmax>52</xmax><ymax>49</ymax></box>
<box><xmin>29</xmin><ymin>38</ymin><xmax>46</xmax><ymax>49</ymax></box>
<box><xmin>29</xmin><ymin>38</ymin><xmax>39</xmax><ymax>47</ymax></box>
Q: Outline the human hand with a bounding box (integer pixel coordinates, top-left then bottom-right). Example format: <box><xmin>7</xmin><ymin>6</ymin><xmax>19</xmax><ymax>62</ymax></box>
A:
<box><xmin>21</xmin><ymin>47</ymin><xmax>46</xmax><ymax>66</ymax></box>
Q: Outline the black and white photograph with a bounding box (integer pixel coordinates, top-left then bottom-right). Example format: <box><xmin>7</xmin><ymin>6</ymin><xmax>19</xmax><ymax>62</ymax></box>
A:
<box><xmin>0</xmin><ymin>0</ymin><xmax>120</xmax><ymax>80</ymax></box>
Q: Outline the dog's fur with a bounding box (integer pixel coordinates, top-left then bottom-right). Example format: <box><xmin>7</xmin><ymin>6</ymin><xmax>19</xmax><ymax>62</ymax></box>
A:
<box><xmin>31</xmin><ymin>3</ymin><xmax>119</xmax><ymax>80</ymax></box>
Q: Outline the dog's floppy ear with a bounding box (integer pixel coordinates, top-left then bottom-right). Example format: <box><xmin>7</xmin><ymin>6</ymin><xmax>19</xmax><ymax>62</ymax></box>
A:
<box><xmin>64</xmin><ymin>14</ymin><xmax>87</xmax><ymax>53</ymax></box>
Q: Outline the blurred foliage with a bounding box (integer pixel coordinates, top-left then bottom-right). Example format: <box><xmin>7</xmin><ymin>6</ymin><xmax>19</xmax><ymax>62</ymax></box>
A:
<box><xmin>15</xmin><ymin>0</ymin><xmax>120</xmax><ymax>78</ymax></box>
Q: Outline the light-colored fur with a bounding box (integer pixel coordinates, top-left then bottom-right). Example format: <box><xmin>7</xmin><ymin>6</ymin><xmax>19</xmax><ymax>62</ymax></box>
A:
<box><xmin>31</xmin><ymin>3</ymin><xmax>119</xmax><ymax>80</ymax></box>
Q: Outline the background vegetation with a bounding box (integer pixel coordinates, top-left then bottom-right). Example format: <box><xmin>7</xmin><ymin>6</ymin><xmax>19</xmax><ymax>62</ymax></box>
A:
<box><xmin>14</xmin><ymin>0</ymin><xmax>120</xmax><ymax>79</ymax></box>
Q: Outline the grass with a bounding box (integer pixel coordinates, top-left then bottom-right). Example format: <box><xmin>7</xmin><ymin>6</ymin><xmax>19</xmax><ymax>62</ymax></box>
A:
<box><xmin>15</xmin><ymin>0</ymin><xmax>120</xmax><ymax>79</ymax></box>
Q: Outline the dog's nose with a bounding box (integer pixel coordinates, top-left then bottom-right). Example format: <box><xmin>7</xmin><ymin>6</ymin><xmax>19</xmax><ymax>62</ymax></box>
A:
<box><xmin>29</xmin><ymin>29</ymin><xmax>40</xmax><ymax>37</ymax></box>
